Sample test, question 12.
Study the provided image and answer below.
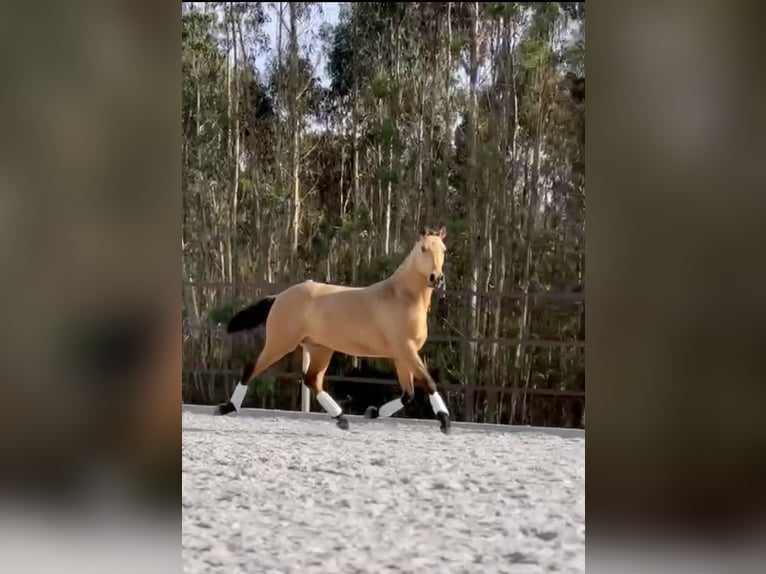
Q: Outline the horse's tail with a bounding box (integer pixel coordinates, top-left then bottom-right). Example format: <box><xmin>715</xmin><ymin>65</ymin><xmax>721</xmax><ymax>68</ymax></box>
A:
<box><xmin>226</xmin><ymin>296</ymin><xmax>276</xmax><ymax>334</ymax></box>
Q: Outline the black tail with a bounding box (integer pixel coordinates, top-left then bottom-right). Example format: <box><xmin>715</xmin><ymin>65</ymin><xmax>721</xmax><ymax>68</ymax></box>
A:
<box><xmin>226</xmin><ymin>296</ymin><xmax>276</xmax><ymax>334</ymax></box>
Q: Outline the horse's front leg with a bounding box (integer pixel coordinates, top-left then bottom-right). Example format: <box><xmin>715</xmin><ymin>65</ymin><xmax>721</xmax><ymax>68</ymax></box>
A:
<box><xmin>364</xmin><ymin>361</ymin><xmax>413</xmax><ymax>420</ymax></box>
<box><xmin>402</xmin><ymin>343</ymin><xmax>451</xmax><ymax>434</ymax></box>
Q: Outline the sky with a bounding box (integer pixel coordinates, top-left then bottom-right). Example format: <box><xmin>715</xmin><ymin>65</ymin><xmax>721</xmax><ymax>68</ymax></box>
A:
<box><xmin>256</xmin><ymin>2</ymin><xmax>341</xmax><ymax>88</ymax></box>
<box><xmin>188</xmin><ymin>2</ymin><xmax>581</xmax><ymax>91</ymax></box>
<box><xmin>183</xmin><ymin>1</ymin><xmax>342</xmax><ymax>87</ymax></box>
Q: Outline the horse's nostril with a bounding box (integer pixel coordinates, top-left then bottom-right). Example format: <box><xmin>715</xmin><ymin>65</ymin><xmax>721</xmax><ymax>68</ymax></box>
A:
<box><xmin>429</xmin><ymin>274</ymin><xmax>436</xmax><ymax>283</ymax></box>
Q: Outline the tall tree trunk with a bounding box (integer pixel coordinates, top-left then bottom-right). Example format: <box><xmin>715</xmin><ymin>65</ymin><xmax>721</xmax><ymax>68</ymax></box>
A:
<box><xmin>463</xmin><ymin>2</ymin><xmax>480</xmax><ymax>422</ymax></box>
<box><xmin>512</xmin><ymin>83</ymin><xmax>543</xmax><ymax>423</ymax></box>
<box><xmin>490</xmin><ymin>13</ymin><xmax>514</xmax><ymax>423</ymax></box>
<box><xmin>351</xmin><ymin>8</ymin><xmax>360</xmax><ymax>300</ymax></box>
<box><xmin>520</xmin><ymin>41</ymin><xmax>549</xmax><ymax>424</ymax></box>
<box><xmin>339</xmin><ymin>141</ymin><xmax>346</xmax><ymax>219</ymax></box>
<box><xmin>440</xmin><ymin>2</ymin><xmax>452</xmax><ymax>216</ymax></box>
<box><xmin>224</xmin><ymin>6</ymin><xmax>233</xmax><ymax>284</ymax></box>
<box><xmin>274</xmin><ymin>2</ymin><xmax>284</xmax><ymax>275</ymax></box>
<box><xmin>288</xmin><ymin>3</ymin><xmax>301</xmax><ymax>273</ymax></box>
<box><xmin>417</xmin><ymin>78</ymin><xmax>425</xmax><ymax>223</ymax></box>
<box><xmin>380</xmin><ymin>99</ymin><xmax>389</xmax><ymax>255</ymax></box>
<box><xmin>182</xmin><ymin>241</ymin><xmax>201</xmax><ymax>337</ymax></box>
<box><xmin>229</xmin><ymin>5</ymin><xmax>240</xmax><ymax>289</ymax></box>
<box><xmin>490</xmin><ymin>241</ymin><xmax>506</xmax><ymax>414</ymax></box>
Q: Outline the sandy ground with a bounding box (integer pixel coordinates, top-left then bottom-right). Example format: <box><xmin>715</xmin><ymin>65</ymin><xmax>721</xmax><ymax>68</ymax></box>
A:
<box><xmin>183</xmin><ymin>411</ymin><xmax>584</xmax><ymax>574</ymax></box>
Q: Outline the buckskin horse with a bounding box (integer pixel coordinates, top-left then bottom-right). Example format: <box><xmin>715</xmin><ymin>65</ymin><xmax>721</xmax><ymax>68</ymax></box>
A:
<box><xmin>215</xmin><ymin>226</ymin><xmax>451</xmax><ymax>434</ymax></box>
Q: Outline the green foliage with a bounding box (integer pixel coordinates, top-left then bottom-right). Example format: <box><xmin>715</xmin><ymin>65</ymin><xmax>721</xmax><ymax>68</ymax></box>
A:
<box><xmin>325</xmin><ymin>17</ymin><xmax>354</xmax><ymax>98</ymax></box>
<box><xmin>369</xmin><ymin>73</ymin><xmax>391</xmax><ymax>100</ymax></box>
<box><xmin>182</xmin><ymin>2</ymin><xmax>585</xmax><ymax>427</ymax></box>
<box><xmin>561</xmin><ymin>2</ymin><xmax>586</xmax><ymax>21</ymax></box>
<box><xmin>182</xmin><ymin>11</ymin><xmax>218</xmax><ymax>55</ymax></box>
<box><xmin>377</xmin><ymin>166</ymin><xmax>399</xmax><ymax>187</ymax></box>
<box><xmin>378</xmin><ymin>117</ymin><xmax>397</xmax><ymax>146</ymax></box>
<box><xmin>356</xmin><ymin>253</ymin><xmax>403</xmax><ymax>284</ymax></box>
<box><xmin>207</xmin><ymin>302</ymin><xmax>237</xmax><ymax>326</ymax></box>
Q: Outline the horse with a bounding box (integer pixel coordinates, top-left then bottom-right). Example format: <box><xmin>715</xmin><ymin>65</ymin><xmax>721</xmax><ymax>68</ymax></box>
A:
<box><xmin>214</xmin><ymin>226</ymin><xmax>452</xmax><ymax>434</ymax></box>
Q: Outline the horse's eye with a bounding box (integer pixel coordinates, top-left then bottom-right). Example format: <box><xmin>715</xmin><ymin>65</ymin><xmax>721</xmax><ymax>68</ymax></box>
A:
<box><xmin>421</xmin><ymin>245</ymin><xmax>427</xmax><ymax>253</ymax></box>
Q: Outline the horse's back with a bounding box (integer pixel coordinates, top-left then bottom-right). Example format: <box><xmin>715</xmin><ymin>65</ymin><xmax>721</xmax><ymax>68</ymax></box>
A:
<box><xmin>282</xmin><ymin>279</ymin><xmax>358</xmax><ymax>296</ymax></box>
<box><xmin>278</xmin><ymin>279</ymin><xmax>416</xmax><ymax>322</ymax></box>
<box><xmin>272</xmin><ymin>279</ymin><xmax>364</xmax><ymax>323</ymax></box>
<box><xmin>268</xmin><ymin>278</ymin><xmax>426</xmax><ymax>357</ymax></box>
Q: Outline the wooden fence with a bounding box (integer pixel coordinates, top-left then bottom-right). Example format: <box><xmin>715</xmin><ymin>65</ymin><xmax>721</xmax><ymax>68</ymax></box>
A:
<box><xmin>182</xmin><ymin>281</ymin><xmax>585</xmax><ymax>426</ymax></box>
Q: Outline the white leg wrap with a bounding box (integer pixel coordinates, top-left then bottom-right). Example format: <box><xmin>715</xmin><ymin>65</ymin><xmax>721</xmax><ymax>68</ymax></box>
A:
<box><xmin>378</xmin><ymin>398</ymin><xmax>404</xmax><ymax>418</ymax></box>
<box><xmin>301</xmin><ymin>347</ymin><xmax>310</xmax><ymax>373</ymax></box>
<box><xmin>316</xmin><ymin>391</ymin><xmax>342</xmax><ymax>418</ymax></box>
<box><xmin>429</xmin><ymin>391</ymin><xmax>449</xmax><ymax>415</ymax></box>
<box><xmin>230</xmin><ymin>383</ymin><xmax>249</xmax><ymax>411</ymax></box>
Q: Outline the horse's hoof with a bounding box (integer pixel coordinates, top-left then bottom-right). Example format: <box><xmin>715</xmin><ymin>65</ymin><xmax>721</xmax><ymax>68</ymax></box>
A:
<box><xmin>335</xmin><ymin>415</ymin><xmax>350</xmax><ymax>430</ymax></box>
<box><xmin>214</xmin><ymin>401</ymin><xmax>236</xmax><ymax>416</ymax></box>
<box><xmin>364</xmin><ymin>406</ymin><xmax>379</xmax><ymax>419</ymax></box>
<box><xmin>437</xmin><ymin>412</ymin><xmax>451</xmax><ymax>434</ymax></box>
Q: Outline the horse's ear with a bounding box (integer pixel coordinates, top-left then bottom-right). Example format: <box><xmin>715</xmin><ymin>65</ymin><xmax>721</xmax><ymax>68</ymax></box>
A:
<box><xmin>420</xmin><ymin>227</ymin><xmax>428</xmax><ymax>238</ymax></box>
<box><xmin>438</xmin><ymin>226</ymin><xmax>447</xmax><ymax>239</ymax></box>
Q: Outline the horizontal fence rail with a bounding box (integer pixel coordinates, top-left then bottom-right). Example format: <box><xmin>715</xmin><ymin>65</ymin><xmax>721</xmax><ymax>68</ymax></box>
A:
<box><xmin>182</xmin><ymin>323</ymin><xmax>584</xmax><ymax>349</ymax></box>
<box><xmin>182</xmin><ymin>368</ymin><xmax>585</xmax><ymax>398</ymax></box>
<box><xmin>183</xmin><ymin>281</ymin><xmax>584</xmax><ymax>302</ymax></box>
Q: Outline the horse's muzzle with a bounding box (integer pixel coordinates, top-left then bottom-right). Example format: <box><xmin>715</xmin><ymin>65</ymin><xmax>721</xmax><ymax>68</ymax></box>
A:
<box><xmin>429</xmin><ymin>273</ymin><xmax>445</xmax><ymax>289</ymax></box>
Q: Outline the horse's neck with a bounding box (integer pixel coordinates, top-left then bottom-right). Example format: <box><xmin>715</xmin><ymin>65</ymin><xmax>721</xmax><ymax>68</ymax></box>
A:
<box><xmin>392</xmin><ymin>256</ymin><xmax>433</xmax><ymax>308</ymax></box>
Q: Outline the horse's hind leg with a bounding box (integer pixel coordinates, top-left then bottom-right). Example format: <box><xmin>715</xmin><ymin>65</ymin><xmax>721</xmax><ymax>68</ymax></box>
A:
<box><xmin>301</xmin><ymin>344</ymin><xmax>348</xmax><ymax>429</ymax></box>
<box><xmin>215</xmin><ymin>335</ymin><xmax>298</xmax><ymax>415</ymax></box>
<box><xmin>364</xmin><ymin>360</ymin><xmax>414</xmax><ymax>420</ymax></box>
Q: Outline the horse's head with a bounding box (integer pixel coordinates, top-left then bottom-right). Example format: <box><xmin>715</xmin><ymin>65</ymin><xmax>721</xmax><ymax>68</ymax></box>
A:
<box><xmin>413</xmin><ymin>226</ymin><xmax>447</xmax><ymax>289</ymax></box>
